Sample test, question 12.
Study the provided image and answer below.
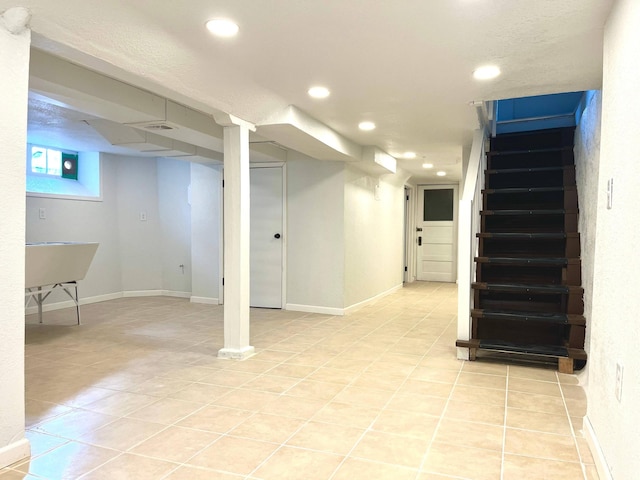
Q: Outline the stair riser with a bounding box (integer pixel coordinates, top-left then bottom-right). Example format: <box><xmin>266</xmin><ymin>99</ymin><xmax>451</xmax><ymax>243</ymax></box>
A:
<box><xmin>478</xmin><ymin>237</ymin><xmax>581</xmax><ymax>258</ymax></box>
<box><xmin>488</xmin><ymin>149</ymin><xmax>574</xmax><ymax>170</ymax></box>
<box><xmin>474</xmin><ymin>290</ymin><xmax>584</xmax><ymax>315</ymax></box>
<box><xmin>484</xmin><ymin>189</ymin><xmax>578</xmax><ymax>211</ymax></box>
<box><xmin>482</xmin><ymin>213</ymin><xmax>578</xmax><ymax>233</ymax></box>
<box><xmin>476</xmin><ymin>263</ymin><xmax>581</xmax><ymax>286</ymax></box>
<box><xmin>490</xmin><ymin>129</ymin><xmax>575</xmax><ymax>151</ymax></box>
<box><xmin>474</xmin><ymin>317</ymin><xmax>568</xmax><ymax>346</ymax></box>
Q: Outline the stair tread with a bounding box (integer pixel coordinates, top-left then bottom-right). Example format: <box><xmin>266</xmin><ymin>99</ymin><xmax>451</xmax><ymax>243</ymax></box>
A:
<box><xmin>488</xmin><ymin>146</ymin><xmax>573</xmax><ymax>157</ymax></box>
<box><xmin>475</xmin><ymin>256</ymin><xmax>573</xmax><ymax>265</ymax></box>
<box><xmin>472</xmin><ymin>282</ymin><xmax>583</xmax><ymax>293</ymax></box>
<box><xmin>481</xmin><ymin>209</ymin><xmax>577</xmax><ymax>215</ymax></box>
<box><xmin>471</xmin><ymin>309</ymin><xmax>585</xmax><ymax>325</ymax></box>
<box><xmin>477</xmin><ymin>232</ymin><xmax>579</xmax><ymax>239</ymax></box>
<box><xmin>483</xmin><ymin>186</ymin><xmax>569</xmax><ymax>194</ymax></box>
<box><xmin>486</xmin><ymin>166</ymin><xmax>567</xmax><ymax>174</ymax></box>
<box><xmin>479</xmin><ymin>340</ymin><xmax>569</xmax><ymax>357</ymax></box>
<box><xmin>457</xmin><ymin>339</ymin><xmax>588</xmax><ymax>360</ymax></box>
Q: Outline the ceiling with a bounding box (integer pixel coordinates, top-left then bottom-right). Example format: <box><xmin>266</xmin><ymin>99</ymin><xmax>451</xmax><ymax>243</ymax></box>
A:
<box><xmin>4</xmin><ymin>0</ymin><xmax>614</xmax><ymax>182</ymax></box>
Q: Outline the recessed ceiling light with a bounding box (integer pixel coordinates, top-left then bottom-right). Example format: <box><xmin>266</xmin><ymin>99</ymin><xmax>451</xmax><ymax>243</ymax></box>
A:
<box><xmin>473</xmin><ymin>65</ymin><xmax>500</xmax><ymax>80</ymax></box>
<box><xmin>403</xmin><ymin>152</ymin><xmax>417</xmax><ymax>159</ymax></box>
<box><xmin>308</xmin><ymin>86</ymin><xmax>330</xmax><ymax>99</ymax></box>
<box><xmin>422</xmin><ymin>163</ymin><xmax>433</xmax><ymax>169</ymax></box>
<box><xmin>358</xmin><ymin>121</ymin><xmax>376</xmax><ymax>131</ymax></box>
<box><xmin>436</xmin><ymin>171</ymin><xmax>447</xmax><ymax>177</ymax></box>
<box><xmin>205</xmin><ymin>18</ymin><xmax>239</xmax><ymax>37</ymax></box>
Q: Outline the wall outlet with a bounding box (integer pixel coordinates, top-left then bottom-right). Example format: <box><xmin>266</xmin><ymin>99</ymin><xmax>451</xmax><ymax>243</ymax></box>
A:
<box><xmin>615</xmin><ymin>362</ymin><xmax>624</xmax><ymax>402</ymax></box>
<box><xmin>139</xmin><ymin>211</ymin><xmax>147</xmax><ymax>221</ymax></box>
<box><xmin>38</xmin><ymin>207</ymin><xmax>46</xmax><ymax>220</ymax></box>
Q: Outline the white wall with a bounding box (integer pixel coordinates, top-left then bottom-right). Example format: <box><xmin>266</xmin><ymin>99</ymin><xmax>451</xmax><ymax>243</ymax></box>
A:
<box><xmin>114</xmin><ymin>155</ymin><xmax>162</xmax><ymax>291</ymax></box>
<box><xmin>190</xmin><ymin>162</ymin><xmax>222</xmax><ymax>303</ymax></box>
<box><xmin>0</xmin><ymin>8</ymin><xmax>31</xmax><ymax>467</ymax></box>
<box><xmin>157</xmin><ymin>158</ymin><xmax>191</xmax><ymax>294</ymax></box>
<box><xmin>26</xmin><ymin>153</ymin><xmax>121</xmax><ymax>299</ymax></box>
<box><xmin>586</xmin><ymin>1</ymin><xmax>640</xmax><ymax>477</ymax></box>
<box><xmin>26</xmin><ymin>154</ymin><xmax>195</xmax><ymax>302</ymax></box>
<box><xmin>286</xmin><ymin>152</ymin><xmax>345</xmax><ymax>310</ymax></box>
<box><xmin>574</xmin><ymin>90</ymin><xmax>602</xmax><ymax>360</ymax></box>
<box><xmin>344</xmin><ymin>166</ymin><xmax>405</xmax><ymax>307</ymax></box>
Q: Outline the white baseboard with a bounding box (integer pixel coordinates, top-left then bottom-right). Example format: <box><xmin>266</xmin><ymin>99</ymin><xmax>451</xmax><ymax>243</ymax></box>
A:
<box><xmin>26</xmin><ymin>290</ymin><xmax>193</xmax><ymax>315</ymax></box>
<box><xmin>162</xmin><ymin>290</ymin><xmax>191</xmax><ymax>299</ymax></box>
<box><xmin>0</xmin><ymin>438</ymin><xmax>30</xmax><ymax>469</ymax></box>
<box><xmin>190</xmin><ymin>296</ymin><xmax>220</xmax><ymax>305</ymax></box>
<box><xmin>122</xmin><ymin>290</ymin><xmax>165</xmax><ymax>297</ymax></box>
<box><xmin>285</xmin><ymin>284</ymin><xmax>404</xmax><ymax>317</ymax></box>
<box><xmin>583</xmin><ymin>416</ymin><xmax>612</xmax><ymax>480</ymax></box>
<box><xmin>25</xmin><ymin>292</ymin><xmax>122</xmax><ymax>315</ymax></box>
<box><xmin>343</xmin><ymin>283</ymin><xmax>403</xmax><ymax>315</ymax></box>
<box><xmin>285</xmin><ymin>303</ymin><xmax>345</xmax><ymax>316</ymax></box>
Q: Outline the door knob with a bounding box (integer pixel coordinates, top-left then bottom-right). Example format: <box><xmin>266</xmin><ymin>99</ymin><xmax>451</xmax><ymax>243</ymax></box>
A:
<box><xmin>274</xmin><ymin>233</ymin><xmax>281</xmax><ymax>239</ymax></box>
<box><xmin>418</xmin><ymin>236</ymin><xmax>422</xmax><ymax>246</ymax></box>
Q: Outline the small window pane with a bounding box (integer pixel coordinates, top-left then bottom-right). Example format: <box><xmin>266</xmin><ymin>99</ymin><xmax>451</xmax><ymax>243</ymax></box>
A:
<box><xmin>423</xmin><ymin>189</ymin><xmax>454</xmax><ymax>221</ymax></box>
<box><xmin>31</xmin><ymin>147</ymin><xmax>47</xmax><ymax>173</ymax></box>
<box><xmin>46</xmin><ymin>149</ymin><xmax>62</xmax><ymax>176</ymax></box>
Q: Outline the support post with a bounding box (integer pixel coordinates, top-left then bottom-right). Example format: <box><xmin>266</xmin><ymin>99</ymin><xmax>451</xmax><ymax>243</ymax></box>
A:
<box><xmin>216</xmin><ymin>116</ymin><xmax>256</xmax><ymax>360</ymax></box>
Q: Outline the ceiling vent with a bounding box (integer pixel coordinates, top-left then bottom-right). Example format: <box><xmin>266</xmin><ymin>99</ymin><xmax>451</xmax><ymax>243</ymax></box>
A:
<box><xmin>133</xmin><ymin>121</ymin><xmax>177</xmax><ymax>131</ymax></box>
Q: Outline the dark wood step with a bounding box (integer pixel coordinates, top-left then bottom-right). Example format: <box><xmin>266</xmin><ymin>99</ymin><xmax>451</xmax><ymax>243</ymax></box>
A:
<box><xmin>471</xmin><ymin>309</ymin><xmax>585</xmax><ymax>326</ymax></box>
<box><xmin>475</xmin><ymin>256</ymin><xmax>577</xmax><ymax>266</ymax></box>
<box><xmin>477</xmin><ymin>232</ymin><xmax>581</xmax><ymax>257</ymax></box>
<box><xmin>483</xmin><ymin>187</ymin><xmax>578</xmax><ymax>211</ymax></box>
<box><xmin>481</xmin><ymin>209</ymin><xmax>576</xmax><ymax>216</ymax></box>
<box><xmin>487</xmin><ymin>147</ymin><xmax>574</xmax><ymax>170</ymax></box>
<box><xmin>482</xmin><ymin>211</ymin><xmax>578</xmax><ymax>234</ymax></box>
<box><xmin>476</xmin><ymin>264</ymin><xmax>581</xmax><ymax>286</ymax></box>
<box><xmin>489</xmin><ymin>127</ymin><xmax>575</xmax><ymax>152</ymax></box>
<box><xmin>485</xmin><ymin>166</ymin><xmax>575</xmax><ymax>189</ymax></box>
<box><xmin>456</xmin><ymin>339</ymin><xmax>587</xmax><ymax>373</ymax></box>
<box><xmin>472</xmin><ymin>282</ymin><xmax>583</xmax><ymax>295</ymax></box>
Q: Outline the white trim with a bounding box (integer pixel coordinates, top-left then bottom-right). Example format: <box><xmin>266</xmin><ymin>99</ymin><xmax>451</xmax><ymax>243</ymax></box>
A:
<box><xmin>0</xmin><ymin>438</ymin><xmax>30</xmax><ymax>469</ymax></box>
<box><xmin>25</xmin><ymin>290</ymin><xmax>193</xmax><ymax>315</ymax></box>
<box><xmin>25</xmin><ymin>292</ymin><xmax>122</xmax><ymax>315</ymax></box>
<box><xmin>285</xmin><ymin>303</ymin><xmax>345</xmax><ymax>316</ymax></box>
<box><xmin>162</xmin><ymin>290</ymin><xmax>191</xmax><ymax>299</ymax></box>
<box><xmin>344</xmin><ymin>283</ymin><xmax>403</xmax><ymax>315</ymax></box>
<box><xmin>190</xmin><ymin>296</ymin><xmax>220</xmax><ymax>305</ymax></box>
<box><xmin>122</xmin><ymin>290</ymin><xmax>165</xmax><ymax>297</ymax></box>
<box><xmin>583</xmin><ymin>416</ymin><xmax>613</xmax><ymax>480</ymax></box>
<box><xmin>218</xmin><ymin>346</ymin><xmax>256</xmax><ymax>360</ymax></box>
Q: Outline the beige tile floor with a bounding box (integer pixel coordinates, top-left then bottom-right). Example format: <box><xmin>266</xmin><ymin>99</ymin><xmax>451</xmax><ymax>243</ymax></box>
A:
<box><xmin>1</xmin><ymin>282</ymin><xmax>598</xmax><ymax>479</ymax></box>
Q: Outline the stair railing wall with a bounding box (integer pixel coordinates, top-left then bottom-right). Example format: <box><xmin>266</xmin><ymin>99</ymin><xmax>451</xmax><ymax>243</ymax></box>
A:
<box><xmin>457</xmin><ymin>129</ymin><xmax>487</xmax><ymax>360</ymax></box>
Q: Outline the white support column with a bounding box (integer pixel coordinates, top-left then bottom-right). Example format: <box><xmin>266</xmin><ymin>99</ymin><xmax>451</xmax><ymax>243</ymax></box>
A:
<box><xmin>0</xmin><ymin>6</ymin><xmax>31</xmax><ymax>468</ymax></box>
<box><xmin>217</xmin><ymin>115</ymin><xmax>256</xmax><ymax>359</ymax></box>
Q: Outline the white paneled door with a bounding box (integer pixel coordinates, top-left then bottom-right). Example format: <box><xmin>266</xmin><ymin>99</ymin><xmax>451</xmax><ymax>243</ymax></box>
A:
<box><xmin>250</xmin><ymin>166</ymin><xmax>284</xmax><ymax>308</ymax></box>
<box><xmin>417</xmin><ymin>185</ymin><xmax>458</xmax><ymax>282</ymax></box>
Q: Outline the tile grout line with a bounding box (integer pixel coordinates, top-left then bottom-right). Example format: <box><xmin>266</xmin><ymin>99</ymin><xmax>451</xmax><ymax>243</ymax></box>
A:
<box><xmin>323</xmin><ymin>299</ymin><xmax>455</xmax><ymax>480</ymax></box>
<box><xmin>556</xmin><ymin>370</ymin><xmax>590</xmax><ymax>480</ymax></box>
<box><xmin>500</xmin><ymin>365</ymin><xmax>510</xmax><ymax>480</ymax></box>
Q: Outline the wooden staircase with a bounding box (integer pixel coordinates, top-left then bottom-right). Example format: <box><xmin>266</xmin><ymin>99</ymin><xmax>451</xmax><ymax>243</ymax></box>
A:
<box><xmin>457</xmin><ymin>128</ymin><xmax>587</xmax><ymax>373</ymax></box>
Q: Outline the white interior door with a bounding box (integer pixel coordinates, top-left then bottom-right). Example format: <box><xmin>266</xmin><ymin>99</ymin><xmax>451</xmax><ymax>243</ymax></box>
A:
<box><xmin>417</xmin><ymin>185</ymin><xmax>458</xmax><ymax>282</ymax></box>
<box><xmin>250</xmin><ymin>166</ymin><xmax>284</xmax><ymax>308</ymax></box>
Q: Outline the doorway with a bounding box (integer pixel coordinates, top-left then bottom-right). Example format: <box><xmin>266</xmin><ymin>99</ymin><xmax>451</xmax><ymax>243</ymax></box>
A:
<box><xmin>250</xmin><ymin>165</ymin><xmax>285</xmax><ymax>308</ymax></box>
<box><xmin>416</xmin><ymin>184</ymin><xmax>458</xmax><ymax>282</ymax></box>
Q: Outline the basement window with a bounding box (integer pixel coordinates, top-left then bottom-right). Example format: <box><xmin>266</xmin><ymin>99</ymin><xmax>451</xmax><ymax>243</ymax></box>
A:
<box><xmin>26</xmin><ymin>144</ymin><xmax>101</xmax><ymax>200</ymax></box>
